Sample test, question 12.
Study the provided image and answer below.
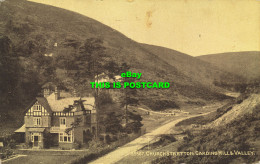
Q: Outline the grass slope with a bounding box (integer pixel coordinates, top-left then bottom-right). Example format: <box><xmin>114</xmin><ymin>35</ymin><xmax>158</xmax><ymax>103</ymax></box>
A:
<box><xmin>141</xmin><ymin>44</ymin><xmax>244</xmax><ymax>87</ymax></box>
<box><xmin>198</xmin><ymin>51</ymin><xmax>260</xmax><ymax>81</ymax></box>
<box><xmin>153</xmin><ymin>94</ymin><xmax>260</xmax><ymax>164</ymax></box>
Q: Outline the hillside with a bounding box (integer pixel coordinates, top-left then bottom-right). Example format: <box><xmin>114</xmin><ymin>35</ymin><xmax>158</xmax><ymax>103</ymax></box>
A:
<box><xmin>198</xmin><ymin>51</ymin><xmax>260</xmax><ymax>81</ymax></box>
<box><xmin>140</xmin><ymin>44</ymin><xmax>244</xmax><ymax>87</ymax></box>
<box><xmin>153</xmin><ymin>93</ymin><xmax>260</xmax><ymax>164</ymax></box>
<box><xmin>0</xmin><ymin>0</ymin><xmax>239</xmax><ymax>124</ymax></box>
<box><xmin>208</xmin><ymin>94</ymin><xmax>260</xmax><ymax>128</ymax></box>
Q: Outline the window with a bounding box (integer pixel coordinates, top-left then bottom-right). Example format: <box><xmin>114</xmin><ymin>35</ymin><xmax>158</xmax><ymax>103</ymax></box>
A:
<box><xmin>34</xmin><ymin>117</ymin><xmax>41</xmax><ymax>126</ymax></box>
<box><xmin>59</xmin><ymin>132</ymin><xmax>73</xmax><ymax>143</ymax></box>
<box><xmin>59</xmin><ymin>133</ymin><xmax>63</xmax><ymax>142</ymax></box>
<box><xmin>34</xmin><ymin>105</ymin><xmax>42</xmax><ymax>111</ymax></box>
<box><xmin>60</xmin><ymin>118</ymin><xmax>66</xmax><ymax>126</ymax></box>
<box><xmin>64</xmin><ymin>135</ymin><xmax>68</xmax><ymax>142</ymax></box>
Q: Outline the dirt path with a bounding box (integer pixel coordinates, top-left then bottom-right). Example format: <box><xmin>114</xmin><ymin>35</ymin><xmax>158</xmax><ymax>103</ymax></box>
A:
<box><xmin>89</xmin><ymin>112</ymin><xmax>211</xmax><ymax>164</ymax></box>
<box><xmin>137</xmin><ymin>107</ymin><xmax>171</xmax><ymax>115</ymax></box>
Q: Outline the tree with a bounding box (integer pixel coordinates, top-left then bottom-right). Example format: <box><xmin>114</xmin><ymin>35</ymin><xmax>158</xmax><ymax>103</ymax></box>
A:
<box><xmin>62</xmin><ymin>38</ymin><xmax>109</xmax><ymax>138</ymax></box>
<box><xmin>79</xmin><ymin>38</ymin><xmax>108</xmax><ymax>138</ymax></box>
<box><xmin>104</xmin><ymin>61</ymin><xmax>121</xmax><ymax>79</ymax></box>
<box><xmin>124</xmin><ymin>111</ymin><xmax>143</xmax><ymax>133</ymax></box>
<box><xmin>78</xmin><ymin>38</ymin><xmax>108</xmax><ymax>79</ymax></box>
<box><xmin>97</xmin><ymin>91</ymin><xmax>113</xmax><ymax>106</ymax></box>
<box><xmin>104</xmin><ymin>112</ymin><xmax>123</xmax><ymax>135</ymax></box>
<box><xmin>0</xmin><ymin>35</ymin><xmax>20</xmax><ymax>112</ymax></box>
<box><xmin>65</xmin><ymin>116</ymin><xmax>82</xmax><ymax>134</ymax></box>
<box><xmin>119</xmin><ymin>63</ymin><xmax>139</xmax><ymax>124</ymax></box>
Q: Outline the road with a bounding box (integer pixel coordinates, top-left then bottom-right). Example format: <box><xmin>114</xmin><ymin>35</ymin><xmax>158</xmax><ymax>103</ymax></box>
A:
<box><xmin>136</xmin><ymin>107</ymin><xmax>173</xmax><ymax>115</ymax></box>
<box><xmin>90</xmin><ymin>111</ymin><xmax>211</xmax><ymax>164</ymax></box>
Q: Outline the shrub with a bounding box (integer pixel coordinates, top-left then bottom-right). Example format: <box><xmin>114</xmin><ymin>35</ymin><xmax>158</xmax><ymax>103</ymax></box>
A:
<box><xmin>142</xmin><ymin>99</ymin><xmax>180</xmax><ymax>111</ymax></box>
<box><xmin>124</xmin><ymin>121</ymin><xmax>142</xmax><ymax>134</ymax></box>
<box><xmin>73</xmin><ymin>142</ymin><xmax>82</xmax><ymax>149</ymax></box>
<box><xmin>105</xmin><ymin>135</ymin><xmax>111</xmax><ymax>144</ymax></box>
<box><xmin>0</xmin><ymin>148</ymin><xmax>14</xmax><ymax>160</ymax></box>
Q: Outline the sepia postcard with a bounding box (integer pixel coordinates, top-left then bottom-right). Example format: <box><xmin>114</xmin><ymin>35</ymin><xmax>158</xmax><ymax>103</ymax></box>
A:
<box><xmin>0</xmin><ymin>0</ymin><xmax>259</xmax><ymax>163</ymax></box>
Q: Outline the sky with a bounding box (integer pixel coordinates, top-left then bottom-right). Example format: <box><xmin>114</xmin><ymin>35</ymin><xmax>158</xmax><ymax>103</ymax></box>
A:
<box><xmin>29</xmin><ymin>0</ymin><xmax>260</xmax><ymax>56</ymax></box>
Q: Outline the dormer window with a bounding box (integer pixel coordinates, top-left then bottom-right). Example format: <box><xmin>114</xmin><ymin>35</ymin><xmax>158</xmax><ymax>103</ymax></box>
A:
<box><xmin>34</xmin><ymin>105</ymin><xmax>42</xmax><ymax>111</ymax></box>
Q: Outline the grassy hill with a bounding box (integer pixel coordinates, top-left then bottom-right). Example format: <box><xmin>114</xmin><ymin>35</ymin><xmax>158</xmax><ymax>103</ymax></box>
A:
<box><xmin>0</xmin><ymin>0</ymin><xmax>242</xmax><ymax>126</ymax></box>
<box><xmin>198</xmin><ymin>51</ymin><xmax>260</xmax><ymax>81</ymax></box>
<box><xmin>153</xmin><ymin>93</ymin><xmax>260</xmax><ymax>164</ymax></box>
<box><xmin>141</xmin><ymin>44</ymin><xmax>243</xmax><ymax>87</ymax></box>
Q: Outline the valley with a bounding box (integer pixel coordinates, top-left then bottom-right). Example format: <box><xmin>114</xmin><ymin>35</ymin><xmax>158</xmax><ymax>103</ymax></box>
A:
<box><xmin>89</xmin><ymin>103</ymin><xmax>223</xmax><ymax>164</ymax></box>
<box><xmin>103</xmin><ymin>92</ymin><xmax>259</xmax><ymax>164</ymax></box>
<box><xmin>0</xmin><ymin>0</ymin><xmax>259</xmax><ymax>164</ymax></box>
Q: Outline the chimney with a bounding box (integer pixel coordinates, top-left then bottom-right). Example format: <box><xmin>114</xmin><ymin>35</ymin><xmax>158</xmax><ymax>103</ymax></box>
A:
<box><xmin>73</xmin><ymin>90</ymin><xmax>77</xmax><ymax>97</ymax></box>
<box><xmin>43</xmin><ymin>88</ymin><xmax>51</xmax><ymax>98</ymax></box>
<box><xmin>74</xmin><ymin>99</ymin><xmax>82</xmax><ymax>112</ymax></box>
<box><xmin>55</xmin><ymin>86</ymin><xmax>60</xmax><ymax>100</ymax></box>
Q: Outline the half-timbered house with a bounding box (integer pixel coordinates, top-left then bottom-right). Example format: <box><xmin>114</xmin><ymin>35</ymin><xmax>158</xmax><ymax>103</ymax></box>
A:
<box><xmin>15</xmin><ymin>84</ymin><xmax>97</xmax><ymax>149</ymax></box>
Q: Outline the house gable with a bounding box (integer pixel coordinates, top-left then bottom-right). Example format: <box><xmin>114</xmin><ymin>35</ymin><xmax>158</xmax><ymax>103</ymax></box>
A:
<box><xmin>25</xmin><ymin>97</ymin><xmax>52</xmax><ymax>116</ymax></box>
<box><xmin>25</xmin><ymin>101</ymin><xmax>50</xmax><ymax>116</ymax></box>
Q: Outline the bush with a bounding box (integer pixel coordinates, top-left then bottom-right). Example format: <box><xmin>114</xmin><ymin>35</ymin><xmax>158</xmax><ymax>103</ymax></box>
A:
<box><xmin>124</xmin><ymin>121</ymin><xmax>142</xmax><ymax>134</ymax></box>
<box><xmin>70</xmin><ymin>132</ymin><xmax>142</xmax><ymax>164</ymax></box>
<box><xmin>142</xmin><ymin>99</ymin><xmax>179</xmax><ymax>111</ymax></box>
<box><xmin>73</xmin><ymin>142</ymin><xmax>82</xmax><ymax>149</ymax></box>
<box><xmin>0</xmin><ymin>148</ymin><xmax>14</xmax><ymax>160</ymax></box>
<box><xmin>105</xmin><ymin>135</ymin><xmax>111</xmax><ymax>144</ymax></box>
<box><xmin>88</xmin><ymin>139</ymin><xmax>104</xmax><ymax>149</ymax></box>
<box><xmin>6</xmin><ymin>139</ymin><xmax>16</xmax><ymax>149</ymax></box>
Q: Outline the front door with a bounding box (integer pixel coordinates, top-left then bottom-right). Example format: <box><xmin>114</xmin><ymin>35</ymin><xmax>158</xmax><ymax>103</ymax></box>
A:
<box><xmin>34</xmin><ymin>136</ymin><xmax>39</xmax><ymax>147</ymax></box>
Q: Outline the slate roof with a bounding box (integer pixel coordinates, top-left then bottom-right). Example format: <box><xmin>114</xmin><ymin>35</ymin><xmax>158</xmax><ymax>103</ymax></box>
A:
<box><xmin>82</xmin><ymin>97</ymin><xmax>95</xmax><ymax>110</ymax></box>
<box><xmin>46</xmin><ymin>93</ymin><xmax>95</xmax><ymax>112</ymax></box>
<box><xmin>24</xmin><ymin>90</ymin><xmax>95</xmax><ymax>114</ymax></box>
<box><xmin>36</xmin><ymin>97</ymin><xmax>53</xmax><ymax>113</ymax></box>
<box><xmin>15</xmin><ymin>124</ymin><xmax>26</xmax><ymax>133</ymax></box>
<box><xmin>23</xmin><ymin>99</ymin><xmax>37</xmax><ymax>114</ymax></box>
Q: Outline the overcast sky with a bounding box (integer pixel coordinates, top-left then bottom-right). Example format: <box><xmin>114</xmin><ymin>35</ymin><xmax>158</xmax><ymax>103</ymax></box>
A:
<box><xmin>29</xmin><ymin>0</ymin><xmax>259</xmax><ymax>56</ymax></box>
